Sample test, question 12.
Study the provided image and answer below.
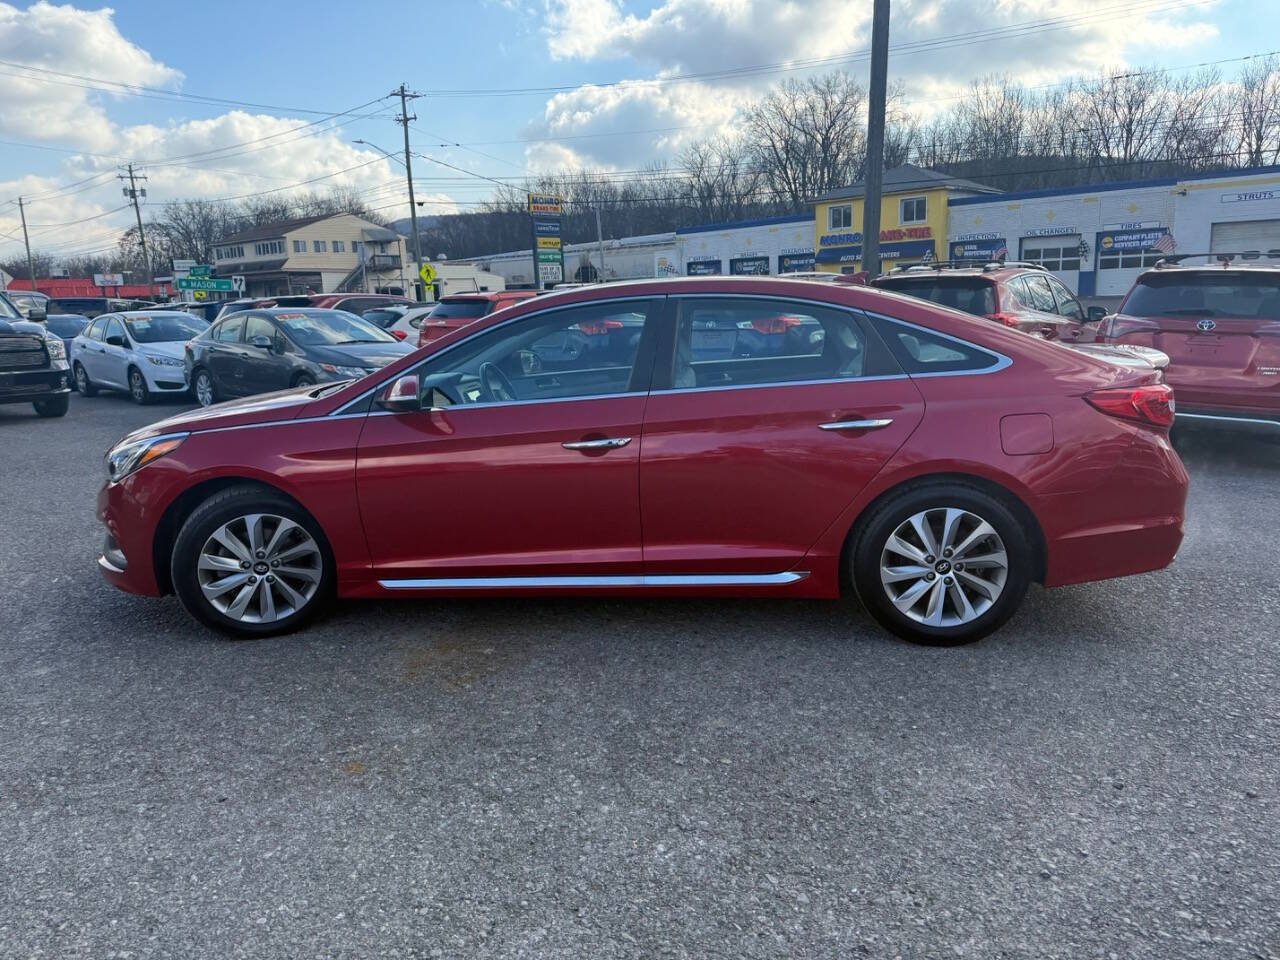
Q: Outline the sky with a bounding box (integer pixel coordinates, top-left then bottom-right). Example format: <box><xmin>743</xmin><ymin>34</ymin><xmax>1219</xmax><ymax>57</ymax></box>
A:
<box><xmin>1</xmin><ymin>0</ymin><xmax>1276</xmax><ymax>265</ymax></box>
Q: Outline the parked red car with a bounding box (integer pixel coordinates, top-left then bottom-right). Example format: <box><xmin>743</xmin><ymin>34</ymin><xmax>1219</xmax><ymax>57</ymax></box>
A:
<box><xmin>873</xmin><ymin>262</ymin><xmax>1106</xmax><ymax>342</ymax></box>
<box><xmin>97</xmin><ymin>277</ymin><xmax>1187</xmax><ymax>645</ymax></box>
<box><xmin>415</xmin><ymin>291</ymin><xmax>539</xmax><ymax>347</ymax></box>
<box><xmin>1096</xmin><ymin>254</ymin><xmax>1280</xmax><ymax>431</ymax></box>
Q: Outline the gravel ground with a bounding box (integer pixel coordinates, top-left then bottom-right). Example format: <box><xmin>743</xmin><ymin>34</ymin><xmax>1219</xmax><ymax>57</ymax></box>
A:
<box><xmin>1</xmin><ymin>392</ymin><xmax>1277</xmax><ymax>959</ymax></box>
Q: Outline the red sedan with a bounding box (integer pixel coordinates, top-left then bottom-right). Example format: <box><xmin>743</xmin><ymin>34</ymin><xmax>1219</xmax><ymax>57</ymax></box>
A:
<box><xmin>96</xmin><ymin>278</ymin><xmax>1188</xmax><ymax>645</ymax></box>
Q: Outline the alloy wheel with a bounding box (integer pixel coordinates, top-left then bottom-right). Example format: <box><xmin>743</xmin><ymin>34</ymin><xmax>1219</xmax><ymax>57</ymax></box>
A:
<box><xmin>75</xmin><ymin>364</ymin><xmax>88</xmax><ymax>392</ymax></box>
<box><xmin>879</xmin><ymin>507</ymin><xmax>1009</xmax><ymax>628</ymax></box>
<box><xmin>130</xmin><ymin>370</ymin><xmax>145</xmax><ymax>402</ymax></box>
<box><xmin>196</xmin><ymin>514</ymin><xmax>323</xmax><ymax>624</ymax></box>
<box><xmin>195</xmin><ymin>372</ymin><xmax>214</xmax><ymax>406</ymax></box>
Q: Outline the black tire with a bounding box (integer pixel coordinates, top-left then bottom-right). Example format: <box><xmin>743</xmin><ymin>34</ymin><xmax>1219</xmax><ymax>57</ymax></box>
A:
<box><xmin>192</xmin><ymin>368</ymin><xmax>216</xmax><ymax>407</ymax></box>
<box><xmin>170</xmin><ymin>485</ymin><xmax>334</xmax><ymax>639</ymax></box>
<box><xmin>33</xmin><ymin>394</ymin><xmax>70</xmax><ymax>418</ymax></box>
<box><xmin>128</xmin><ymin>366</ymin><xmax>151</xmax><ymax>405</ymax></box>
<box><xmin>73</xmin><ymin>362</ymin><xmax>97</xmax><ymax>397</ymax></box>
<box><xmin>848</xmin><ymin>482</ymin><xmax>1032</xmax><ymax>646</ymax></box>
<box><xmin>293</xmin><ymin>373</ymin><xmax>316</xmax><ymax>388</ymax></box>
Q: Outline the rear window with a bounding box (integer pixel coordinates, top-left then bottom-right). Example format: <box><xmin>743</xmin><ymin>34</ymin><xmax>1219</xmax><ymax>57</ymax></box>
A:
<box><xmin>875</xmin><ymin>277</ymin><xmax>996</xmax><ymax>317</ymax></box>
<box><xmin>1123</xmin><ymin>273</ymin><xmax>1280</xmax><ymax>319</ymax></box>
<box><xmin>46</xmin><ymin>316</ymin><xmax>86</xmax><ymax>338</ymax></box>
<box><xmin>429</xmin><ymin>300</ymin><xmax>491</xmax><ymax>320</ymax></box>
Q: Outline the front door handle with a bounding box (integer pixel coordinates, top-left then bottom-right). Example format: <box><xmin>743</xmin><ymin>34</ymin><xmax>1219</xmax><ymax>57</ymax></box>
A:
<box><xmin>818</xmin><ymin>419</ymin><xmax>893</xmax><ymax>432</ymax></box>
<box><xmin>562</xmin><ymin>437</ymin><xmax>632</xmax><ymax>450</ymax></box>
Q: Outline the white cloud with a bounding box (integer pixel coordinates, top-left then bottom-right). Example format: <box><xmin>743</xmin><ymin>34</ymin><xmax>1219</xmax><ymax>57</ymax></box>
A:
<box><xmin>0</xmin><ymin>1</ymin><xmax>182</xmax><ymax>145</ymax></box>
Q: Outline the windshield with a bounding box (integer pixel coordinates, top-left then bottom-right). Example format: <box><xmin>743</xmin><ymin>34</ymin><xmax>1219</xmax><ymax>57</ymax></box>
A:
<box><xmin>275</xmin><ymin>310</ymin><xmax>396</xmax><ymax>346</ymax></box>
<box><xmin>0</xmin><ymin>294</ymin><xmax>20</xmax><ymax>320</ymax></box>
<box><xmin>361</xmin><ymin>309</ymin><xmax>403</xmax><ymax>329</ymax></box>
<box><xmin>125</xmin><ymin>313</ymin><xmax>208</xmax><ymax>342</ymax></box>
<box><xmin>875</xmin><ymin>277</ymin><xmax>997</xmax><ymax>317</ymax></box>
<box><xmin>428</xmin><ymin>300</ymin><xmax>490</xmax><ymax>320</ymax></box>
<box><xmin>7</xmin><ymin>292</ymin><xmax>46</xmax><ymax>316</ymax></box>
<box><xmin>1123</xmin><ymin>274</ymin><xmax>1280</xmax><ymax>319</ymax></box>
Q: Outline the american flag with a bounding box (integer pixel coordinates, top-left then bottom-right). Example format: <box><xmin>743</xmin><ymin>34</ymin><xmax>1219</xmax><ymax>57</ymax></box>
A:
<box><xmin>992</xmin><ymin>244</ymin><xmax>1008</xmax><ymax>260</ymax></box>
<box><xmin>1152</xmin><ymin>233</ymin><xmax>1177</xmax><ymax>254</ymax></box>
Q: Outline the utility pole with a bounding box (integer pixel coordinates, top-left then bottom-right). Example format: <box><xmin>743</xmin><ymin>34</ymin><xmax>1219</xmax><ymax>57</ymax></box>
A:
<box><xmin>861</xmin><ymin>0</ymin><xmax>891</xmax><ymax>279</ymax></box>
<box><xmin>119</xmin><ymin>163</ymin><xmax>152</xmax><ymax>295</ymax></box>
<box><xmin>595</xmin><ymin>207</ymin><xmax>606</xmax><ymax>283</ymax></box>
<box><xmin>394</xmin><ymin>84</ymin><xmax>423</xmax><ymax>279</ymax></box>
<box><xmin>17</xmin><ymin>197</ymin><xmax>37</xmax><ymax>293</ymax></box>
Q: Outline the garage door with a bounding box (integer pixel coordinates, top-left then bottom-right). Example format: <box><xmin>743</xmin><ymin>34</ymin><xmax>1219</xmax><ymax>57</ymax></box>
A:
<box><xmin>1019</xmin><ymin>236</ymin><xmax>1081</xmax><ymax>293</ymax></box>
<box><xmin>1210</xmin><ymin>219</ymin><xmax>1280</xmax><ymax>256</ymax></box>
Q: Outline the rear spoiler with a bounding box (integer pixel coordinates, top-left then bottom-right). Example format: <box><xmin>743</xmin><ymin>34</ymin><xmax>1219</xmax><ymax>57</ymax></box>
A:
<box><xmin>1154</xmin><ymin>250</ymin><xmax>1280</xmax><ymax>269</ymax></box>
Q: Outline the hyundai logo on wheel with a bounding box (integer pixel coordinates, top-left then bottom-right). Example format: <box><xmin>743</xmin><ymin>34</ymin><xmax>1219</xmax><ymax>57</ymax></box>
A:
<box><xmin>1197</xmin><ymin>318</ymin><xmax>1217</xmax><ymax>332</ymax></box>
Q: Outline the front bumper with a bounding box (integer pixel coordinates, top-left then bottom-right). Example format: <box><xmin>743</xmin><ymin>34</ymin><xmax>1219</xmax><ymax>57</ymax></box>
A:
<box><xmin>141</xmin><ymin>361</ymin><xmax>190</xmax><ymax>393</ymax></box>
<box><xmin>0</xmin><ymin>361</ymin><xmax>71</xmax><ymax>405</ymax></box>
<box><xmin>97</xmin><ymin>477</ymin><xmax>164</xmax><ymax>596</ymax></box>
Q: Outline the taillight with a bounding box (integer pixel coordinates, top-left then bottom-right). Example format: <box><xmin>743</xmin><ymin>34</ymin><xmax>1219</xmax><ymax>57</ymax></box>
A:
<box><xmin>390</xmin><ymin>329</ymin><xmax>407</xmax><ymax>341</ymax></box>
<box><xmin>985</xmin><ymin>312</ymin><xmax>1022</xmax><ymax>328</ymax></box>
<box><xmin>1086</xmin><ymin>383</ymin><xmax>1175</xmax><ymax>429</ymax></box>
<box><xmin>576</xmin><ymin>319</ymin><xmax>624</xmax><ymax>336</ymax></box>
<box><xmin>741</xmin><ymin>315</ymin><xmax>805</xmax><ymax>335</ymax></box>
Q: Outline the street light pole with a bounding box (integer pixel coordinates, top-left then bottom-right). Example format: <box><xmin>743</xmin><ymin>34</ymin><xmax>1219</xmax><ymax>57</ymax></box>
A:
<box><xmin>17</xmin><ymin>197</ymin><xmax>37</xmax><ymax>293</ymax></box>
<box><xmin>861</xmin><ymin>0</ymin><xmax>891</xmax><ymax>279</ymax></box>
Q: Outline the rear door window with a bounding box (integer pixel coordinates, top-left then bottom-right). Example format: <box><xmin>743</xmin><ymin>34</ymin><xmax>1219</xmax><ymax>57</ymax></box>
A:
<box><xmin>1123</xmin><ymin>274</ymin><xmax>1280</xmax><ymax>319</ymax></box>
<box><xmin>874</xmin><ymin>278</ymin><xmax>996</xmax><ymax>317</ymax></box>
<box><xmin>84</xmin><ymin>318</ymin><xmax>105</xmax><ymax>340</ymax></box>
<box><xmin>669</xmin><ymin>297</ymin><xmax>899</xmax><ymax>390</ymax></box>
<box><xmin>1021</xmin><ymin>275</ymin><xmax>1058</xmax><ymax>313</ymax></box>
<box><xmin>872</xmin><ymin>317</ymin><xmax>1004</xmax><ymax>375</ymax></box>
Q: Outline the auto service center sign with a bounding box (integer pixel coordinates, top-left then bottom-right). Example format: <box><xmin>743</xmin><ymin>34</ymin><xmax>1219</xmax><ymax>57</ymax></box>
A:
<box><xmin>528</xmin><ymin>193</ymin><xmax>564</xmax><ymax>286</ymax></box>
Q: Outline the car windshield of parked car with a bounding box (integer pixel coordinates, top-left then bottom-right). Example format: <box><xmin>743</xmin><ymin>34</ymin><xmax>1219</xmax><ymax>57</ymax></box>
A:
<box><xmin>428</xmin><ymin>300</ymin><xmax>491</xmax><ymax>320</ymax></box>
<box><xmin>0</xmin><ymin>295</ymin><xmax>21</xmax><ymax>320</ymax></box>
<box><xmin>875</xmin><ymin>277</ymin><xmax>997</xmax><ymax>317</ymax></box>
<box><xmin>275</xmin><ymin>310</ymin><xmax>396</xmax><ymax>345</ymax></box>
<box><xmin>1123</xmin><ymin>274</ymin><xmax>1280</xmax><ymax>319</ymax></box>
<box><xmin>124</xmin><ymin>313</ymin><xmax>208</xmax><ymax>343</ymax></box>
<box><xmin>7</xmin><ymin>292</ymin><xmax>47</xmax><ymax>316</ymax></box>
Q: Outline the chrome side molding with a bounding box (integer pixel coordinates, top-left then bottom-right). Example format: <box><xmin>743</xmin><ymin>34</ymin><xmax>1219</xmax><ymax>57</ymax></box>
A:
<box><xmin>378</xmin><ymin>571</ymin><xmax>808</xmax><ymax>590</ymax></box>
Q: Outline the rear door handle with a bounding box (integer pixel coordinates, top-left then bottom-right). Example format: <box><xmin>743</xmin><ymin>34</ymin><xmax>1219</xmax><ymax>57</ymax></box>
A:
<box><xmin>819</xmin><ymin>419</ymin><xmax>893</xmax><ymax>432</ymax></box>
<box><xmin>562</xmin><ymin>437</ymin><xmax>632</xmax><ymax>450</ymax></box>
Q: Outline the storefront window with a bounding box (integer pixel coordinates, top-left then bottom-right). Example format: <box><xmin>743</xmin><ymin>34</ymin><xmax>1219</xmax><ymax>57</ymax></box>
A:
<box><xmin>1022</xmin><ymin>244</ymin><xmax>1081</xmax><ymax>272</ymax></box>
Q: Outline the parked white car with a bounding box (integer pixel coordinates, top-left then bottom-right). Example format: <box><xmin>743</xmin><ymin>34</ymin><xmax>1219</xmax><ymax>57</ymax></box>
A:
<box><xmin>360</xmin><ymin>304</ymin><xmax>431</xmax><ymax>343</ymax></box>
<box><xmin>70</xmin><ymin>310</ymin><xmax>208</xmax><ymax>404</ymax></box>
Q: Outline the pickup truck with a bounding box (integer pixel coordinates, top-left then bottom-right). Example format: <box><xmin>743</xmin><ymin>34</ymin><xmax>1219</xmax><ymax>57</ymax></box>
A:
<box><xmin>0</xmin><ymin>318</ymin><xmax>73</xmax><ymax>417</ymax></box>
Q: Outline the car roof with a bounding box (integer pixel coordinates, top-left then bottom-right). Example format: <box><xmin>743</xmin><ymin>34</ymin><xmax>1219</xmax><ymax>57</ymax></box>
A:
<box><xmin>442</xmin><ymin>290</ymin><xmax>536</xmax><ymax>302</ymax></box>
<box><xmin>877</xmin><ymin>261</ymin><xmax>1049</xmax><ymax>282</ymax></box>
<box><xmin>1139</xmin><ymin>252</ymin><xmax>1280</xmax><ymax>277</ymax></box>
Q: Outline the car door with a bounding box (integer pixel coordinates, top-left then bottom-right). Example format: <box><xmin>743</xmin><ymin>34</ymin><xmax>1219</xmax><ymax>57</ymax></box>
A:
<box><xmin>355</xmin><ymin>297</ymin><xmax>662</xmax><ymax>582</ymax></box>
<box><xmin>638</xmin><ymin>295</ymin><xmax>925</xmax><ymax>577</ymax></box>
<box><xmin>75</xmin><ymin>318</ymin><xmax>107</xmax><ymax>380</ymax></box>
<box><xmin>206</xmin><ymin>315</ymin><xmax>248</xmax><ymax>396</ymax></box>
<box><xmin>1017</xmin><ymin>274</ymin><xmax>1073</xmax><ymax>340</ymax></box>
<box><xmin>239</xmin><ymin>314</ymin><xmax>292</xmax><ymax>396</ymax></box>
<box><xmin>99</xmin><ymin>317</ymin><xmax>131</xmax><ymax>388</ymax></box>
<box><xmin>1045</xmin><ymin>275</ymin><xmax>1086</xmax><ymax>341</ymax></box>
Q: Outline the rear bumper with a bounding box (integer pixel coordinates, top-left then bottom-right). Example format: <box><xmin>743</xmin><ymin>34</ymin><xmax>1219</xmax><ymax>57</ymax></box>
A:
<box><xmin>1041</xmin><ymin>429</ymin><xmax>1189</xmax><ymax>588</ymax></box>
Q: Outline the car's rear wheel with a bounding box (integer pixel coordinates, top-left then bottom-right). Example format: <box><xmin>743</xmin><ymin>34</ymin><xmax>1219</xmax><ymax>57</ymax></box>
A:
<box><xmin>171</xmin><ymin>486</ymin><xmax>334</xmax><ymax>638</ymax></box>
<box><xmin>128</xmin><ymin>366</ymin><xmax>150</xmax><ymax>405</ymax></box>
<box><xmin>33</xmin><ymin>394</ymin><xmax>70</xmax><ymax>418</ymax></box>
<box><xmin>850</xmin><ymin>483</ymin><xmax>1031</xmax><ymax>645</ymax></box>
<box><xmin>192</xmin><ymin>368</ymin><xmax>216</xmax><ymax>407</ymax></box>
<box><xmin>74</xmin><ymin>362</ymin><xmax>97</xmax><ymax>396</ymax></box>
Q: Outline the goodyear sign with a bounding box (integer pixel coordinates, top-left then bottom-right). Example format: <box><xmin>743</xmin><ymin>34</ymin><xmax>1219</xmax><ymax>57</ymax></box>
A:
<box><xmin>527</xmin><ymin>193</ymin><xmax>563</xmax><ymax>216</ymax></box>
<box><xmin>951</xmin><ymin>237</ymin><xmax>1007</xmax><ymax>260</ymax></box>
<box><xmin>1099</xmin><ymin>228</ymin><xmax>1168</xmax><ymax>252</ymax></box>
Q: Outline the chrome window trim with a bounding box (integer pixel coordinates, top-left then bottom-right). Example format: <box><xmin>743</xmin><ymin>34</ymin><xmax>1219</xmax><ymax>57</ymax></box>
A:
<box><xmin>366</xmin><ymin>390</ymin><xmax>648</xmax><ymax>416</ymax></box>
<box><xmin>378</xmin><ymin>571</ymin><xmax>808</xmax><ymax>590</ymax></box>
<box><xmin>860</xmin><ymin>308</ymin><xmax>1013</xmax><ymax>378</ymax></box>
<box><xmin>331</xmin><ymin>294</ymin><xmax>666</xmax><ymax>415</ymax></box>
<box><xmin>650</xmin><ymin>373</ymin><xmax>909</xmax><ymax>397</ymax></box>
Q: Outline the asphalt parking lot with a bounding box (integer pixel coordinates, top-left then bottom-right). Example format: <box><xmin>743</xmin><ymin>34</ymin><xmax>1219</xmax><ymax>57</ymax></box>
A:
<box><xmin>1</xmin><ymin>392</ymin><xmax>1277</xmax><ymax>959</ymax></box>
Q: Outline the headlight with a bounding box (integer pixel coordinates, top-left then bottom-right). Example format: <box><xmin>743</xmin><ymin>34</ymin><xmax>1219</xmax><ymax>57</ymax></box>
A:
<box><xmin>145</xmin><ymin>355</ymin><xmax>184</xmax><ymax>367</ymax></box>
<box><xmin>45</xmin><ymin>338</ymin><xmax>66</xmax><ymax>360</ymax></box>
<box><xmin>105</xmin><ymin>432</ymin><xmax>188</xmax><ymax>483</ymax></box>
<box><xmin>318</xmin><ymin>363</ymin><xmax>370</xmax><ymax>379</ymax></box>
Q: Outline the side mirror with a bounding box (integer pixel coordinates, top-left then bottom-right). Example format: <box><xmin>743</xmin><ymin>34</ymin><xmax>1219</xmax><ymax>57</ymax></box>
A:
<box><xmin>29</xmin><ymin>307</ymin><xmax>47</xmax><ymax>322</ymax></box>
<box><xmin>1086</xmin><ymin>305</ymin><xmax>1109</xmax><ymax>324</ymax></box>
<box><xmin>377</xmin><ymin>373</ymin><xmax>421</xmax><ymax>413</ymax></box>
<box><xmin>248</xmin><ymin>334</ymin><xmax>272</xmax><ymax>349</ymax></box>
<box><xmin>105</xmin><ymin>334</ymin><xmax>125</xmax><ymax>347</ymax></box>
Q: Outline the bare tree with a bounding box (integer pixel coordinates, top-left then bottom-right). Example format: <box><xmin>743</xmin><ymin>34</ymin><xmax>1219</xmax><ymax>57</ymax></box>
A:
<box><xmin>679</xmin><ymin>137</ymin><xmax>765</xmax><ymax>222</ymax></box>
<box><xmin>1236</xmin><ymin>54</ymin><xmax>1280</xmax><ymax>167</ymax></box>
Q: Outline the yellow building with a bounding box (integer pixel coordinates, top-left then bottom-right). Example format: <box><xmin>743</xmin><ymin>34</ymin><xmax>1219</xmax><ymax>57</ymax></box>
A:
<box><xmin>811</xmin><ymin>164</ymin><xmax>1000</xmax><ymax>274</ymax></box>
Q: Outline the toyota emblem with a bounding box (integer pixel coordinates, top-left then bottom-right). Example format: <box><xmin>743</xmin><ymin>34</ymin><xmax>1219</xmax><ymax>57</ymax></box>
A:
<box><xmin>1196</xmin><ymin>318</ymin><xmax>1217</xmax><ymax>332</ymax></box>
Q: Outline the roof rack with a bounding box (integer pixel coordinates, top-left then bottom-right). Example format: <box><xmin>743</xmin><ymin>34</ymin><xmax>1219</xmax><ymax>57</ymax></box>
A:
<box><xmin>887</xmin><ymin>259</ymin><xmax>1048</xmax><ymax>274</ymax></box>
<box><xmin>1154</xmin><ymin>250</ymin><xmax>1280</xmax><ymax>269</ymax></box>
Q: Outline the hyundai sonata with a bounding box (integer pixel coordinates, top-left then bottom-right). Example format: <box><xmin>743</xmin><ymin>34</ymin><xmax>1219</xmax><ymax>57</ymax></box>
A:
<box><xmin>97</xmin><ymin>277</ymin><xmax>1188</xmax><ymax>645</ymax></box>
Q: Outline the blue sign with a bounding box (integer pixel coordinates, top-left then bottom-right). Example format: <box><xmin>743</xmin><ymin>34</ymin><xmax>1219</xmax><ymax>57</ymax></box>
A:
<box><xmin>815</xmin><ymin>238</ymin><xmax>936</xmax><ymax>264</ymax></box>
<box><xmin>819</xmin><ymin>231</ymin><xmax>862</xmax><ymax>247</ymax></box>
<box><xmin>778</xmin><ymin>252</ymin><xmax>816</xmax><ymax>273</ymax></box>
<box><xmin>533</xmin><ymin>218</ymin><xmax>561</xmax><ymax>237</ymax></box>
<box><xmin>1099</xmin><ymin>228</ymin><xmax>1168</xmax><ymax>253</ymax></box>
<box><xmin>686</xmin><ymin>259</ymin><xmax>722</xmax><ymax>276</ymax></box>
<box><xmin>950</xmin><ymin>237</ymin><xmax>1008</xmax><ymax>260</ymax></box>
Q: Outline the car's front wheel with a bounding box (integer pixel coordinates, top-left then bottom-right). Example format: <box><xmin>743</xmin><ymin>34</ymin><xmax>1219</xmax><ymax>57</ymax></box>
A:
<box><xmin>293</xmin><ymin>373</ymin><xmax>316</xmax><ymax>388</ymax></box>
<box><xmin>192</xmin><ymin>368</ymin><xmax>216</xmax><ymax>407</ymax></box>
<box><xmin>849</xmin><ymin>483</ymin><xmax>1031</xmax><ymax>645</ymax></box>
<box><xmin>171</xmin><ymin>485</ymin><xmax>334</xmax><ymax>638</ymax></box>
<box><xmin>128</xmin><ymin>366</ymin><xmax>150</xmax><ymax>405</ymax></box>
<box><xmin>33</xmin><ymin>394</ymin><xmax>70</xmax><ymax>418</ymax></box>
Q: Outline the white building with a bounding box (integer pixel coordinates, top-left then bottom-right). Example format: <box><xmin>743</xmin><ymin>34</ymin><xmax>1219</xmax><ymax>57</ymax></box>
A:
<box><xmin>459</xmin><ymin>232</ymin><xmax>680</xmax><ymax>288</ymax></box>
<box><xmin>676</xmin><ymin>215</ymin><xmax>815</xmax><ymax>275</ymax></box>
<box><xmin>946</xmin><ymin>164</ymin><xmax>1280</xmax><ymax>300</ymax></box>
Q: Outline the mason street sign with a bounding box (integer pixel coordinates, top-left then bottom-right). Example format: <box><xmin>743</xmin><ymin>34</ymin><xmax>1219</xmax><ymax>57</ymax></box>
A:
<box><xmin>176</xmin><ymin>277</ymin><xmax>234</xmax><ymax>292</ymax></box>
